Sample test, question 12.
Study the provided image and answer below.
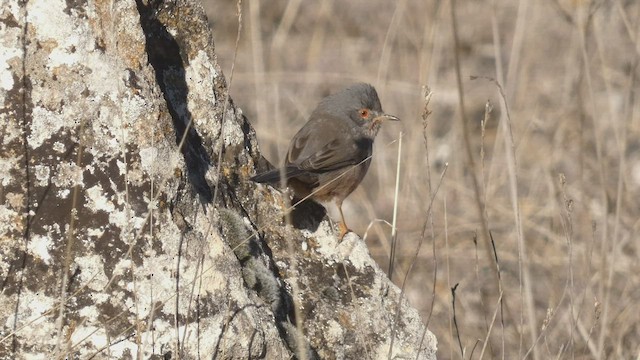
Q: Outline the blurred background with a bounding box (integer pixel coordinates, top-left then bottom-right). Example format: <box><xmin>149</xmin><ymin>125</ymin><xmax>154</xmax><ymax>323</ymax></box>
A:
<box><xmin>203</xmin><ymin>1</ymin><xmax>640</xmax><ymax>358</ymax></box>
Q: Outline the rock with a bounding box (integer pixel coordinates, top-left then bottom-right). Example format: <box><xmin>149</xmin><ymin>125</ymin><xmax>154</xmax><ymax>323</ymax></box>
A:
<box><xmin>0</xmin><ymin>0</ymin><xmax>436</xmax><ymax>358</ymax></box>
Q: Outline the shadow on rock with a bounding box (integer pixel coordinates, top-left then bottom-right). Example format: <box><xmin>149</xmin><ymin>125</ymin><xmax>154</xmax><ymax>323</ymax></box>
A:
<box><xmin>290</xmin><ymin>199</ymin><xmax>327</xmax><ymax>232</ymax></box>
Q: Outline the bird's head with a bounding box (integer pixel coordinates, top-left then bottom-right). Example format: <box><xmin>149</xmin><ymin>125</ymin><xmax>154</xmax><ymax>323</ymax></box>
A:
<box><xmin>315</xmin><ymin>83</ymin><xmax>400</xmax><ymax>138</ymax></box>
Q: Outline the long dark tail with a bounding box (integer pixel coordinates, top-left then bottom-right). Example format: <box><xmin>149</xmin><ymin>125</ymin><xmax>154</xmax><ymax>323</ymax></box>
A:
<box><xmin>250</xmin><ymin>166</ymin><xmax>306</xmax><ymax>184</ymax></box>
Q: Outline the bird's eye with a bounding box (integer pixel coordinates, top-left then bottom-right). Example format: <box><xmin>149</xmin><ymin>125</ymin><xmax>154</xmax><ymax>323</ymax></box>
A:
<box><xmin>359</xmin><ymin>109</ymin><xmax>369</xmax><ymax>118</ymax></box>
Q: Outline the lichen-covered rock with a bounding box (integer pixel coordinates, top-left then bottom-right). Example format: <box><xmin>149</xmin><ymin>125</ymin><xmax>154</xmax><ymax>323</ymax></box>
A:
<box><xmin>0</xmin><ymin>0</ymin><xmax>436</xmax><ymax>359</ymax></box>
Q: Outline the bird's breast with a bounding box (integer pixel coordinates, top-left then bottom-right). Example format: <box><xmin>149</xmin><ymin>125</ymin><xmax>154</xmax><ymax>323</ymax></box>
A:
<box><xmin>353</xmin><ymin>137</ymin><xmax>374</xmax><ymax>159</ymax></box>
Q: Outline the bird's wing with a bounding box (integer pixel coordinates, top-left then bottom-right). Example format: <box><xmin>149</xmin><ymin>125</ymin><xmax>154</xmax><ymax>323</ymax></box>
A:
<box><xmin>287</xmin><ymin>119</ymin><xmax>372</xmax><ymax>173</ymax></box>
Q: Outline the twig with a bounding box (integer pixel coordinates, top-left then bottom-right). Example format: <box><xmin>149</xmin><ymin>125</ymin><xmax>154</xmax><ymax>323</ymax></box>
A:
<box><xmin>389</xmin><ymin>164</ymin><xmax>448</xmax><ymax>359</ymax></box>
<box><xmin>451</xmin><ymin>283</ymin><xmax>464</xmax><ymax>359</ymax></box>
<box><xmin>416</xmin><ymin>86</ymin><xmax>438</xmax><ymax>359</ymax></box>
<box><xmin>54</xmin><ymin>101</ymin><xmax>87</xmax><ymax>357</ymax></box>
<box><xmin>211</xmin><ymin>0</ymin><xmax>243</xmax><ymax>207</ymax></box>
<box><xmin>490</xmin><ymin>232</ymin><xmax>506</xmax><ymax>360</ymax></box>
<box><xmin>388</xmin><ymin>131</ymin><xmax>403</xmax><ymax>280</ymax></box>
<box><xmin>342</xmin><ymin>263</ymin><xmax>371</xmax><ymax>359</ymax></box>
<box><xmin>471</xmin><ymin>74</ymin><xmax>535</xmax><ymax>360</ymax></box>
<box><xmin>479</xmin><ymin>291</ymin><xmax>505</xmax><ymax>360</ymax></box>
<box><xmin>449</xmin><ymin>0</ymin><xmax>498</xmax><ymax>292</ymax></box>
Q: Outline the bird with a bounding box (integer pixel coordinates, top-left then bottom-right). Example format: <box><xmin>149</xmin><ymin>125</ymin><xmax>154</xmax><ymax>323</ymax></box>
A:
<box><xmin>251</xmin><ymin>83</ymin><xmax>399</xmax><ymax>239</ymax></box>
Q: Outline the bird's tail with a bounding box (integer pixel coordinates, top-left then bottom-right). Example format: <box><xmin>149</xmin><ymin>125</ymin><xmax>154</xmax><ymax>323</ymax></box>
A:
<box><xmin>250</xmin><ymin>166</ymin><xmax>306</xmax><ymax>184</ymax></box>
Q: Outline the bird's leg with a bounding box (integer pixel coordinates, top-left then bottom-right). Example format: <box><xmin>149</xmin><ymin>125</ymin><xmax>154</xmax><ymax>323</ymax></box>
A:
<box><xmin>336</xmin><ymin>200</ymin><xmax>350</xmax><ymax>240</ymax></box>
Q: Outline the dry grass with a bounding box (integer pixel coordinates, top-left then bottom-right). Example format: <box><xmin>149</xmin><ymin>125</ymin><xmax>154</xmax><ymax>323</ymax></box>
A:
<box><xmin>203</xmin><ymin>0</ymin><xmax>640</xmax><ymax>358</ymax></box>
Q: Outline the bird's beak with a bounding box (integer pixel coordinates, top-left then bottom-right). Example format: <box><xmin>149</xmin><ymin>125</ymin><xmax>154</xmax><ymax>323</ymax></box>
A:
<box><xmin>373</xmin><ymin>113</ymin><xmax>400</xmax><ymax>122</ymax></box>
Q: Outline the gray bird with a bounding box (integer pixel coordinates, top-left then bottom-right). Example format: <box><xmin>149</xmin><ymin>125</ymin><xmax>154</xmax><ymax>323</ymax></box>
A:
<box><xmin>251</xmin><ymin>83</ymin><xmax>399</xmax><ymax>238</ymax></box>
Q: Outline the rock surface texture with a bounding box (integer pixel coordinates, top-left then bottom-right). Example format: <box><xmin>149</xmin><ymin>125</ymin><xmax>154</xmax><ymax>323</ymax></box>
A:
<box><xmin>0</xmin><ymin>0</ymin><xmax>437</xmax><ymax>358</ymax></box>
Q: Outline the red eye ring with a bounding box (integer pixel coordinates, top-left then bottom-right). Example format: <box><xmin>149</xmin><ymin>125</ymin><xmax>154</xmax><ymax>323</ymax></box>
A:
<box><xmin>359</xmin><ymin>109</ymin><xmax>369</xmax><ymax>118</ymax></box>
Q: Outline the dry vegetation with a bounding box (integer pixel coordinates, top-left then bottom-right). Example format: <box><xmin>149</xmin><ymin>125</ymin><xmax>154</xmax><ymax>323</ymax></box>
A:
<box><xmin>203</xmin><ymin>0</ymin><xmax>640</xmax><ymax>358</ymax></box>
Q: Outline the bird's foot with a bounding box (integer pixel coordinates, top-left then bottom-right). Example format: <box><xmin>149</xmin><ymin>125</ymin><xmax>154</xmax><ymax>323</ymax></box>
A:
<box><xmin>338</xmin><ymin>221</ymin><xmax>350</xmax><ymax>240</ymax></box>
